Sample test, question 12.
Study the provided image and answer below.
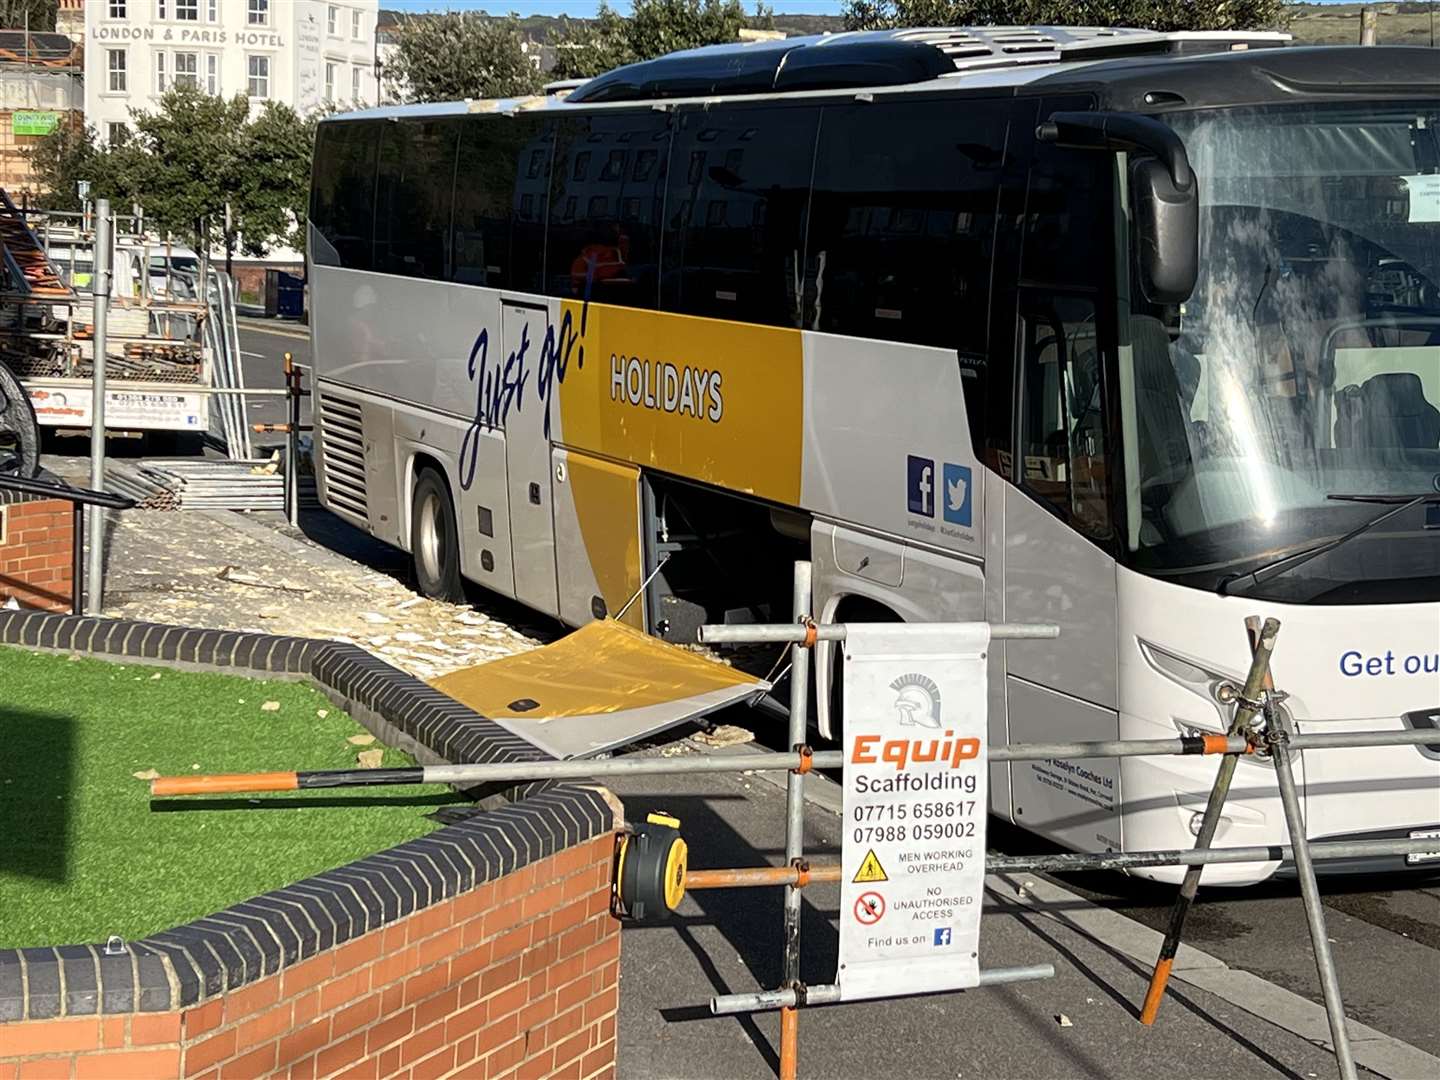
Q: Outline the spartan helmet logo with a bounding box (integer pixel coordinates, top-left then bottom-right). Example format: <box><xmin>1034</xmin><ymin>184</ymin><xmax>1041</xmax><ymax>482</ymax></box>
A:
<box><xmin>890</xmin><ymin>673</ymin><xmax>941</xmax><ymax>728</ymax></box>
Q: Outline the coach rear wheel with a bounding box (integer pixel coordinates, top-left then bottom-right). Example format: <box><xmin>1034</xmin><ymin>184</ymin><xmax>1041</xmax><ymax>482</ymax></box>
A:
<box><xmin>411</xmin><ymin>468</ymin><xmax>464</xmax><ymax>603</ymax></box>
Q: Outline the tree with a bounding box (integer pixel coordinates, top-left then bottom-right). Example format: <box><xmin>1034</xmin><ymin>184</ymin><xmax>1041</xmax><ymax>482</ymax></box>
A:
<box><xmin>232</xmin><ymin>102</ymin><xmax>317</xmax><ymax>259</ymax></box>
<box><xmin>26</xmin><ymin>122</ymin><xmax>111</xmax><ymax>212</ymax></box>
<box><xmin>385</xmin><ymin>12</ymin><xmax>544</xmax><ymax>103</ymax></box>
<box><xmin>842</xmin><ymin>1</ymin><xmax>1289</xmax><ymax>32</ymax></box>
<box><xmin>28</xmin><ymin>87</ymin><xmax>318</xmax><ymax>267</ymax></box>
<box><xmin>552</xmin><ymin>0</ymin><xmax>757</xmax><ymax>81</ymax></box>
<box><xmin>0</xmin><ymin>0</ymin><xmax>57</xmax><ymax>32</ymax></box>
<box><xmin>118</xmin><ymin>87</ymin><xmax>251</xmax><ymax>267</ymax></box>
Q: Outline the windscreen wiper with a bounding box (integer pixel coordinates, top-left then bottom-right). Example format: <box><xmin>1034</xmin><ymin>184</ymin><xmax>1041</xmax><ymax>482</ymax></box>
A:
<box><xmin>1218</xmin><ymin>493</ymin><xmax>1439</xmax><ymax>597</ymax></box>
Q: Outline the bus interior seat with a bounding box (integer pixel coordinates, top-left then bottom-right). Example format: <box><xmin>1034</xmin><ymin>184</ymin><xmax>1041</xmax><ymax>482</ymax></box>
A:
<box><xmin>1334</xmin><ymin>371</ymin><xmax>1440</xmax><ymax>448</ymax></box>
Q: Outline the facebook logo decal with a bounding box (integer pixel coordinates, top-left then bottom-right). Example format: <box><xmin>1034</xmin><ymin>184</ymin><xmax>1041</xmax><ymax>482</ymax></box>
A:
<box><xmin>933</xmin><ymin>927</ymin><xmax>952</xmax><ymax>947</ymax></box>
<box><xmin>942</xmin><ymin>463</ymin><xmax>973</xmax><ymax>528</ymax></box>
<box><xmin>907</xmin><ymin>455</ymin><xmax>935</xmax><ymax>517</ymax></box>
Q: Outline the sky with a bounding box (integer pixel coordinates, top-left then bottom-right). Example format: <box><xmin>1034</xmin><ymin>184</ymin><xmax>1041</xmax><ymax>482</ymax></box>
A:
<box><xmin>386</xmin><ymin>1</ymin><xmax>847</xmax><ymax>15</ymax></box>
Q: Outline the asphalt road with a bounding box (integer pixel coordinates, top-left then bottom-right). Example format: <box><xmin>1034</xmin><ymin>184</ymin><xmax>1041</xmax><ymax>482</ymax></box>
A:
<box><xmin>232</xmin><ymin>315</ymin><xmax>1440</xmax><ymax>1063</ymax></box>
<box><xmin>236</xmin><ymin>317</ymin><xmax>312</xmax><ymax>450</ymax></box>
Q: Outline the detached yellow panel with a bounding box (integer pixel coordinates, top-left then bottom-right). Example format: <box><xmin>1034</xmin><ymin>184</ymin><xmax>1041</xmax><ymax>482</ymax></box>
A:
<box><xmin>431</xmin><ymin>619</ymin><xmax>768</xmax><ymax>759</ymax></box>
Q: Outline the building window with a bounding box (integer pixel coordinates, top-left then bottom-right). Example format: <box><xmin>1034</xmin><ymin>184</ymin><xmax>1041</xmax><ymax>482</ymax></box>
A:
<box><xmin>325</xmin><ymin>61</ymin><xmax>337</xmax><ymax>100</ymax></box>
<box><xmin>108</xmin><ymin>1</ymin><xmax>126</xmax><ymax>17</ymax></box>
<box><xmin>155</xmin><ymin>50</ymin><xmax>167</xmax><ymax>93</ymax></box>
<box><xmin>327</xmin><ymin>5</ymin><xmax>337</xmax><ymax>35</ymax></box>
<box><xmin>248</xmin><ymin>0</ymin><xmax>268</xmax><ymax>25</ymax></box>
<box><xmin>351</xmin><ymin>65</ymin><xmax>361</xmax><ymax>101</ymax></box>
<box><xmin>247</xmin><ymin>54</ymin><xmax>270</xmax><ymax>99</ymax></box>
<box><xmin>206</xmin><ymin>53</ymin><xmax>219</xmax><ymax>94</ymax></box>
<box><xmin>108</xmin><ymin>122</ymin><xmax>128</xmax><ymax>145</ymax></box>
<box><xmin>176</xmin><ymin>0</ymin><xmax>197</xmax><ymax>20</ymax></box>
<box><xmin>107</xmin><ymin>49</ymin><xmax>127</xmax><ymax>93</ymax></box>
<box><xmin>352</xmin><ymin>9</ymin><xmax>362</xmax><ymax>39</ymax></box>
<box><xmin>174</xmin><ymin>51</ymin><xmax>198</xmax><ymax>89</ymax></box>
<box><xmin>207</xmin><ymin>0</ymin><xmax>217</xmax><ymax>21</ymax></box>
<box><xmin>155</xmin><ymin>0</ymin><xmax>165</xmax><ymax>19</ymax></box>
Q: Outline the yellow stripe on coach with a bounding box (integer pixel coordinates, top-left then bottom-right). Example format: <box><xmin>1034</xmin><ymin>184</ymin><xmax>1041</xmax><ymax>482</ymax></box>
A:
<box><xmin>557</xmin><ymin>301</ymin><xmax>804</xmax><ymax>506</ymax></box>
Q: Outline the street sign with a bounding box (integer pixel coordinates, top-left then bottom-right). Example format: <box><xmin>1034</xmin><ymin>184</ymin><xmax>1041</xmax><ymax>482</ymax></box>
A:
<box><xmin>836</xmin><ymin>623</ymin><xmax>990</xmax><ymax>1002</ymax></box>
<box><xmin>12</xmin><ymin>111</ymin><xmax>60</xmax><ymax>136</ymax></box>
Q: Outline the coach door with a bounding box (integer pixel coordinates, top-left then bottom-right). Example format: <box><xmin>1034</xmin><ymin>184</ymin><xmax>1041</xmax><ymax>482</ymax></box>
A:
<box><xmin>502</xmin><ymin>300</ymin><xmax>560</xmax><ymax>617</ymax></box>
<box><xmin>1000</xmin><ymin>100</ymin><xmax>1123</xmax><ymax>852</ymax></box>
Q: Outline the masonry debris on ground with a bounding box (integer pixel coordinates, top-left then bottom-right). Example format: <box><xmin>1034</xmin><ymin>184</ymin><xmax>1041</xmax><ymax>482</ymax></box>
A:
<box><xmin>98</xmin><ymin>507</ymin><xmax>548</xmax><ymax>680</ymax></box>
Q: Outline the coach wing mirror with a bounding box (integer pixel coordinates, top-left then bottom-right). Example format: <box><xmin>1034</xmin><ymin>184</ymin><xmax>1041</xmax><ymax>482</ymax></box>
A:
<box><xmin>1038</xmin><ymin>111</ymin><xmax>1199</xmax><ymax>304</ymax></box>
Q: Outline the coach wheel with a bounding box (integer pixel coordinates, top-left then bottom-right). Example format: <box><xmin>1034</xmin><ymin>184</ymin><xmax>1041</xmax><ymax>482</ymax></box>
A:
<box><xmin>411</xmin><ymin>467</ymin><xmax>464</xmax><ymax>603</ymax></box>
<box><xmin>0</xmin><ymin>361</ymin><xmax>39</xmax><ymax>479</ymax></box>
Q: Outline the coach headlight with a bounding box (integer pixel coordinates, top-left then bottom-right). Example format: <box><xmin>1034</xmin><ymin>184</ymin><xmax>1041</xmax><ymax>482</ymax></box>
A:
<box><xmin>1139</xmin><ymin>639</ymin><xmax>1278</xmax><ymax>767</ymax></box>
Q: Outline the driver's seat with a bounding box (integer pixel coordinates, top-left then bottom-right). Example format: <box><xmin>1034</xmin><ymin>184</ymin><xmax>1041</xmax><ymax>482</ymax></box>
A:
<box><xmin>1354</xmin><ymin>372</ymin><xmax>1440</xmax><ymax>448</ymax></box>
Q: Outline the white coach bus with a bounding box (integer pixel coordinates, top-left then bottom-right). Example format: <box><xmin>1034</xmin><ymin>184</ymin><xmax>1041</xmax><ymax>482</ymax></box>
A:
<box><xmin>307</xmin><ymin>26</ymin><xmax>1440</xmax><ymax>883</ymax></box>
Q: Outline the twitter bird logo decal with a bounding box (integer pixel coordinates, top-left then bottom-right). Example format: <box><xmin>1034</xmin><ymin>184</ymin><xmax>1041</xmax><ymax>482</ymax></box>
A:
<box><xmin>942</xmin><ymin>463</ymin><xmax>972</xmax><ymax>527</ymax></box>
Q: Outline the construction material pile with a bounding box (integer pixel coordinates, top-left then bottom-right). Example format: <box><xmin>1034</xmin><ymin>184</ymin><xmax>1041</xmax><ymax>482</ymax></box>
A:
<box><xmin>105</xmin><ymin>457</ymin><xmax>283</xmax><ymax>511</ymax></box>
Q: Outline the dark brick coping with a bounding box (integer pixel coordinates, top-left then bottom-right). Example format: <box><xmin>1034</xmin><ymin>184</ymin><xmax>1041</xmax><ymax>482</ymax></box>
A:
<box><xmin>0</xmin><ymin>610</ymin><xmax>615</xmax><ymax>1023</ymax></box>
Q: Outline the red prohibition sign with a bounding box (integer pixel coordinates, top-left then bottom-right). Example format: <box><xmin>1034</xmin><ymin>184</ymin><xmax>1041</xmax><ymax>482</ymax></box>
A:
<box><xmin>854</xmin><ymin>892</ymin><xmax>885</xmax><ymax>925</ymax></box>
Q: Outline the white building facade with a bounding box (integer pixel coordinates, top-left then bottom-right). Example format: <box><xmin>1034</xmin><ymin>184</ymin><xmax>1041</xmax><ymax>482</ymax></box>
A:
<box><xmin>82</xmin><ymin>0</ymin><xmax>379</xmax><ymax>144</ymax></box>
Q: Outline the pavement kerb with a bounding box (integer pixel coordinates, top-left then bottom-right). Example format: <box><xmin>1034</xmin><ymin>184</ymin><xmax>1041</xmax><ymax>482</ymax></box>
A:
<box><xmin>692</xmin><ymin>736</ymin><xmax>1439</xmax><ymax>1080</ymax></box>
<box><xmin>237</xmin><ymin>317</ymin><xmax>310</xmax><ymax>340</ymax></box>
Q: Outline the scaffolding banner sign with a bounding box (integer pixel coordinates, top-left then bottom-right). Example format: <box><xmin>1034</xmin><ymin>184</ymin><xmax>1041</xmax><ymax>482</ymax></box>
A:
<box><xmin>836</xmin><ymin>623</ymin><xmax>990</xmax><ymax>1001</ymax></box>
<box><xmin>12</xmin><ymin>111</ymin><xmax>60</xmax><ymax>137</ymax></box>
<box><xmin>28</xmin><ymin>386</ymin><xmax>206</xmax><ymax>431</ymax></box>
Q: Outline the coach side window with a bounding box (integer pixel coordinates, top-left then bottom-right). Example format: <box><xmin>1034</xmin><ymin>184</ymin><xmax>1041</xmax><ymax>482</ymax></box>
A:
<box><xmin>545</xmin><ymin>112</ymin><xmax>670</xmax><ymax>308</ymax></box>
<box><xmin>661</xmin><ymin>104</ymin><xmax>818</xmax><ymax>328</ymax></box>
<box><xmin>806</xmin><ymin>100</ymin><xmax>1006</xmax><ymax>352</ymax></box>
<box><xmin>453</xmin><ymin>115</ymin><xmax>551</xmax><ymax>291</ymax></box>
<box><xmin>309</xmin><ymin>119</ymin><xmax>380</xmax><ymax>271</ymax></box>
<box><xmin>374</xmin><ymin>118</ymin><xmax>460</xmax><ymax>280</ymax></box>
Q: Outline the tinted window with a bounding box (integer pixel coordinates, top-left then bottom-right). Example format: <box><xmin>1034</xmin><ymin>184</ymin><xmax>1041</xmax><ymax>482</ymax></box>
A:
<box><xmin>309</xmin><ymin>119</ymin><xmax>379</xmax><ymax>270</ymax></box>
<box><xmin>1021</xmin><ymin>109</ymin><xmax>1113</xmax><ymax>287</ymax></box>
<box><xmin>807</xmin><ymin>100</ymin><xmax>1006</xmax><ymax>351</ymax></box>
<box><xmin>546</xmin><ymin>112</ymin><xmax>670</xmax><ymax>307</ymax></box>
<box><xmin>453</xmin><ymin>115</ymin><xmax>552</xmax><ymax>291</ymax></box>
<box><xmin>1019</xmin><ymin>293</ymin><xmax>1114</xmax><ymax>540</ymax></box>
<box><xmin>374</xmin><ymin>118</ymin><xmax>460</xmax><ymax>280</ymax></box>
<box><xmin>661</xmin><ymin>105</ymin><xmax>818</xmax><ymax>327</ymax></box>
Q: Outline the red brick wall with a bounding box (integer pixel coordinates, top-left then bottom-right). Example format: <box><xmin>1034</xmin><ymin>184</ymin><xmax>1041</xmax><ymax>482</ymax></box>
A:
<box><xmin>0</xmin><ymin>833</ymin><xmax>619</xmax><ymax>1080</ymax></box>
<box><xmin>0</xmin><ymin>499</ymin><xmax>73</xmax><ymax>613</ymax></box>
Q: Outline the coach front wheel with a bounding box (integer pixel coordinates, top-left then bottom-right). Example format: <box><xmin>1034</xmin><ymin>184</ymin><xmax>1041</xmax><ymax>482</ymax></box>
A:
<box><xmin>411</xmin><ymin>468</ymin><xmax>464</xmax><ymax>603</ymax></box>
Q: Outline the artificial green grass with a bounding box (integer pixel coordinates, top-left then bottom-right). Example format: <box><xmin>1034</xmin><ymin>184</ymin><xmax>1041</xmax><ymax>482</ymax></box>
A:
<box><xmin>0</xmin><ymin>645</ymin><xmax>464</xmax><ymax>948</ymax></box>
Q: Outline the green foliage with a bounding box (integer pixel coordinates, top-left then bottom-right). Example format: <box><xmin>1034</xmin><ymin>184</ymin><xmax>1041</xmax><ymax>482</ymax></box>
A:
<box><xmin>552</xmin><ymin>0</ymin><xmax>757</xmax><ymax>81</ymax></box>
<box><xmin>25</xmin><ymin>122</ymin><xmax>108</xmax><ymax>213</ymax></box>
<box><xmin>842</xmin><ymin>0</ymin><xmax>1291</xmax><ymax>32</ymax></box>
<box><xmin>28</xmin><ymin>87</ymin><xmax>317</xmax><ymax>258</ymax></box>
<box><xmin>385</xmin><ymin>12</ymin><xmax>545</xmax><ymax>103</ymax></box>
<box><xmin>0</xmin><ymin>0</ymin><xmax>57</xmax><ymax>32</ymax></box>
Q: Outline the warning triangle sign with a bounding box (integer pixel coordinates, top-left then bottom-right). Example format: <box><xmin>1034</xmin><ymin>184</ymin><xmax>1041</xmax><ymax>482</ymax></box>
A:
<box><xmin>852</xmin><ymin>849</ymin><xmax>888</xmax><ymax>884</ymax></box>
